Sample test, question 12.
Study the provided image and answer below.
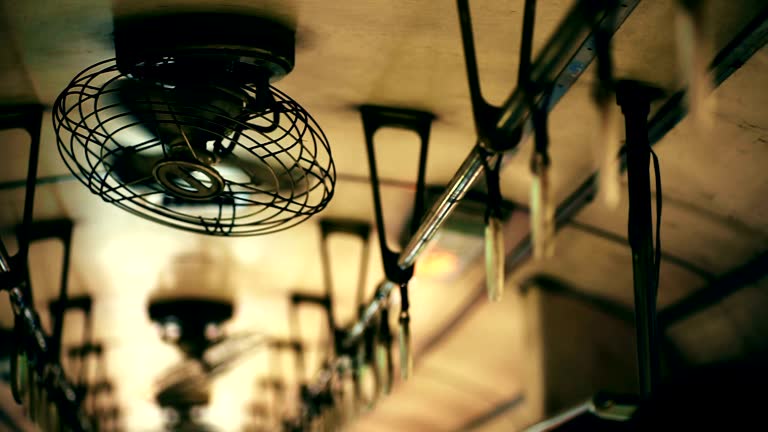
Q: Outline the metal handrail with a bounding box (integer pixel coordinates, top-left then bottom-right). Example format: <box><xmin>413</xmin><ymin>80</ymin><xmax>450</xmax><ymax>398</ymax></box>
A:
<box><xmin>342</xmin><ymin>0</ymin><xmax>639</xmax><ymax>352</ymax></box>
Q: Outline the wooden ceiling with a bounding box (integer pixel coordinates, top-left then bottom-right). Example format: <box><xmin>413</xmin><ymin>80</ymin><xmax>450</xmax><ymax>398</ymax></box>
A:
<box><xmin>0</xmin><ymin>0</ymin><xmax>766</xmax><ymax>430</ymax></box>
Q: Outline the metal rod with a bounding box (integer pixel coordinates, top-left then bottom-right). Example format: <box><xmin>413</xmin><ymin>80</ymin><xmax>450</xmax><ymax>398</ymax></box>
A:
<box><xmin>567</xmin><ymin>221</ymin><xmax>713</xmax><ymax>280</ymax></box>
<box><xmin>0</xmin><ymin>239</ymin><xmax>11</xmax><ymax>273</ymax></box>
<box><xmin>342</xmin><ymin>281</ymin><xmax>396</xmax><ymax>348</ymax></box>
<box><xmin>410</xmin><ymin>4</ymin><xmax>768</xmax><ymax>429</ymax></box>
<box><xmin>50</xmin><ymin>226</ymin><xmax>74</xmax><ymax>363</ymax></box>
<box><xmin>523</xmin><ymin>401</ymin><xmax>593</xmax><ymax>432</ymax></box>
<box><xmin>458</xmin><ymin>394</ymin><xmax>525</xmax><ymax>432</ymax></box>
<box><xmin>319</xmin><ymin>232</ymin><xmax>337</xmax><ymax>340</ymax></box>
<box><xmin>518</xmin><ymin>0</ymin><xmax>537</xmax><ymax>88</ymax></box>
<box><xmin>618</xmin><ymin>80</ymin><xmax>661</xmax><ymax>400</ymax></box>
<box><xmin>298</xmin><ymin>0</ymin><xmax>643</xmax><ymax>409</ymax></box>
<box><xmin>18</xmin><ymin>109</ymin><xmax>42</xmax><ymax>301</ymax></box>
<box><xmin>496</xmin><ymin>0</ymin><xmax>633</xmax><ymax>130</ymax></box>
<box><xmin>398</xmin><ymin>147</ymin><xmax>487</xmax><ymax>269</ymax></box>
<box><xmin>338</xmin><ymin>0</ymin><xmax>635</xmax><ymax>366</ymax></box>
<box><xmin>399</xmin><ymin>0</ymin><xmax>640</xmax><ymax>269</ymax></box>
<box><xmin>659</xmin><ymin>251</ymin><xmax>768</xmax><ymax>327</ymax></box>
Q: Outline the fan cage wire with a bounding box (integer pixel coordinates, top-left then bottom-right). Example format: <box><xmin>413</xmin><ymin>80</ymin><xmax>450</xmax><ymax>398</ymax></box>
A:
<box><xmin>53</xmin><ymin>58</ymin><xmax>335</xmax><ymax>236</ymax></box>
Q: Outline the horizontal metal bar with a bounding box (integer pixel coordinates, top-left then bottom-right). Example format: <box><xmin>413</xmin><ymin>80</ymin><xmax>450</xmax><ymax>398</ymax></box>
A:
<box><xmin>458</xmin><ymin>394</ymin><xmax>526</xmax><ymax>431</ymax></box>
<box><xmin>290</xmin><ymin>293</ymin><xmax>330</xmax><ymax>306</ymax></box>
<box><xmin>412</xmin><ymin>0</ymin><xmax>768</xmax><ymax>382</ymax></box>
<box><xmin>398</xmin><ymin>147</ymin><xmax>487</xmax><ymax>268</ymax></box>
<box><xmin>710</xmin><ymin>5</ymin><xmax>768</xmax><ymax>86</ymax></box>
<box><xmin>398</xmin><ymin>0</ymin><xmax>639</xmax><ymax>269</ymax></box>
<box><xmin>567</xmin><ymin>221</ymin><xmax>713</xmax><ymax>280</ymax></box>
<box><xmin>342</xmin><ymin>281</ymin><xmax>396</xmax><ymax>348</ymax></box>
<box><xmin>523</xmin><ymin>275</ymin><xmax>636</xmax><ymax>324</ymax></box>
<box><xmin>398</xmin><ymin>0</ymin><xmax>639</xmax><ymax>270</ymax></box>
<box><xmin>0</xmin><ymin>239</ymin><xmax>10</xmax><ymax>273</ymax></box>
<box><xmin>524</xmin><ymin>401</ymin><xmax>593</xmax><ymax>432</ymax></box>
<box><xmin>497</xmin><ymin>0</ymin><xmax>639</xmax><ymax>132</ymax></box>
<box><xmin>298</xmin><ymin>0</ymin><xmax>642</xmax><ymax>409</ymax></box>
<box><xmin>659</xmin><ymin>251</ymin><xmax>768</xmax><ymax>327</ymax></box>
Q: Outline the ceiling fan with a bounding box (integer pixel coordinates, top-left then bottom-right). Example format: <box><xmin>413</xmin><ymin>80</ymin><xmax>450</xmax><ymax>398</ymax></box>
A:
<box><xmin>145</xmin><ymin>251</ymin><xmax>267</xmax><ymax>431</ymax></box>
<box><xmin>148</xmin><ymin>296</ymin><xmax>266</xmax><ymax>430</ymax></box>
<box><xmin>53</xmin><ymin>12</ymin><xmax>335</xmax><ymax>236</ymax></box>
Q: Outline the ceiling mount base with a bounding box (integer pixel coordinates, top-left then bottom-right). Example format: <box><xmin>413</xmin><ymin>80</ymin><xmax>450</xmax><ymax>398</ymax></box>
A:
<box><xmin>114</xmin><ymin>13</ymin><xmax>296</xmax><ymax>85</ymax></box>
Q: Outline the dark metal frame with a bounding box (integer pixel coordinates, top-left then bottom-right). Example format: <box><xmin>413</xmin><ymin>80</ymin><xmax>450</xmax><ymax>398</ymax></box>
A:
<box><xmin>268</xmin><ymin>338</ymin><xmax>306</xmax><ymax>389</ymax></box>
<box><xmin>360</xmin><ymin>105</ymin><xmax>433</xmax><ymax>285</ymax></box>
<box><xmin>359</xmin><ymin>105</ymin><xmax>434</xmax><ymax>385</ymax></box>
<box><xmin>291</xmin><ymin>1</ymin><xmax>644</xmax><ymax>424</ymax></box>
<box><xmin>24</xmin><ymin>218</ymin><xmax>76</xmax><ymax>362</ymax></box>
<box><xmin>53</xmin><ymin>58</ymin><xmax>335</xmax><ymax>237</ymax></box>
<box><xmin>617</xmin><ymin>80</ymin><xmax>665</xmax><ymax>399</ymax></box>
<box><xmin>437</xmin><ymin>1</ymin><xmax>768</xmax><ymax>368</ymax></box>
<box><xmin>0</xmin><ymin>106</ymin><xmax>92</xmax><ymax>431</ymax></box>
<box><xmin>440</xmin><ymin>6</ymin><xmax>768</xmax><ymax>431</ymax></box>
<box><xmin>0</xmin><ymin>105</ymin><xmax>42</xmax><ymax>294</ymax></box>
<box><xmin>319</xmin><ymin>218</ymin><xmax>372</xmax><ymax>353</ymax></box>
<box><xmin>458</xmin><ymin>0</ymin><xmax>634</xmax><ymax>152</ymax></box>
<box><xmin>659</xmin><ymin>251</ymin><xmax>768</xmax><ymax>327</ymax></box>
<box><xmin>294</xmin><ymin>0</ymin><xmax>768</xmax><ymax>428</ymax></box>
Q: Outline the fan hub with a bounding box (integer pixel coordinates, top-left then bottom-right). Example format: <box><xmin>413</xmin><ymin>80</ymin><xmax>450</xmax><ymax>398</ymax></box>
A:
<box><xmin>153</xmin><ymin>160</ymin><xmax>225</xmax><ymax>201</ymax></box>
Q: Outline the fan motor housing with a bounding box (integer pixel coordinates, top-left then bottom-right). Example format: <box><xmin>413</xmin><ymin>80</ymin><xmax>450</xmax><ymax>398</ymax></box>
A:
<box><xmin>113</xmin><ymin>13</ymin><xmax>296</xmax><ymax>85</ymax></box>
<box><xmin>149</xmin><ymin>298</ymin><xmax>234</xmax><ymax>357</ymax></box>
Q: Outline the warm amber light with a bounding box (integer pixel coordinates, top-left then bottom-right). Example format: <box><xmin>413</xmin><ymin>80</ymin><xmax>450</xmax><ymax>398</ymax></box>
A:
<box><xmin>416</xmin><ymin>249</ymin><xmax>460</xmax><ymax>279</ymax></box>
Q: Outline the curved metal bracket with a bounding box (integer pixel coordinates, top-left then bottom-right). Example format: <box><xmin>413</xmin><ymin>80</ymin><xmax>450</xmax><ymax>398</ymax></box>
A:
<box><xmin>360</xmin><ymin>105</ymin><xmax>434</xmax><ymax>285</ymax></box>
<box><xmin>0</xmin><ymin>105</ymin><xmax>43</xmax><ymax>297</ymax></box>
<box><xmin>319</xmin><ymin>218</ymin><xmax>372</xmax><ymax>355</ymax></box>
<box><xmin>457</xmin><ymin>0</ymin><xmax>505</xmax><ymax>150</ymax></box>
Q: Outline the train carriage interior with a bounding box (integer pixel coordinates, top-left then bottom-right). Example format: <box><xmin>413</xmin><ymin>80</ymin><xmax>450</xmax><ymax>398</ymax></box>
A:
<box><xmin>0</xmin><ymin>0</ymin><xmax>767</xmax><ymax>431</ymax></box>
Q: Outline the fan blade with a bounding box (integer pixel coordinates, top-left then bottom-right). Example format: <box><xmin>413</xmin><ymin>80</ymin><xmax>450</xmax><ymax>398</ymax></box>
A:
<box><xmin>154</xmin><ymin>359</ymin><xmax>205</xmax><ymax>391</ymax></box>
<box><xmin>103</xmin><ymin>78</ymin><xmax>321</xmax><ymax>199</ymax></box>
<box><xmin>216</xmin><ymin>151</ymin><xmax>322</xmax><ymax>197</ymax></box>
<box><xmin>99</xmin><ymin>79</ymin><xmax>167</xmax><ymax>154</ymax></box>
<box><xmin>153</xmin><ymin>359</ymin><xmax>211</xmax><ymax>408</ymax></box>
<box><xmin>203</xmin><ymin>331</ymin><xmax>266</xmax><ymax>375</ymax></box>
<box><xmin>153</xmin><ymin>331</ymin><xmax>265</xmax><ymax>401</ymax></box>
<box><xmin>107</xmin><ymin>148</ymin><xmax>163</xmax><ymax>186</ymax></box>
<box><xmin>95</xmin><ymin>79</ymin><xmax>166</xmax><ymax>188</ymax></box>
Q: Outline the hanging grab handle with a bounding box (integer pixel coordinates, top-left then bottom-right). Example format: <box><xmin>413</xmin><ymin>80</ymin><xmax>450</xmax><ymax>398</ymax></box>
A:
<box><xmin>528</xmin><ymin>85</ymin><xmax>555</xmax><ymax>260</ymax></box>
<box><xmin>480</xmin><ymin>151</ymin><xmax>505</xmax><ymax>302</ymax></box>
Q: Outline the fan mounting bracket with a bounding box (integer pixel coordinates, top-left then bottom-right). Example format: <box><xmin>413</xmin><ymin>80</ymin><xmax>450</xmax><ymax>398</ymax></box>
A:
<box><xmin>114</xmin><ymin>12</ymin><xmax>296</xmax><ymax>85</ymax></box>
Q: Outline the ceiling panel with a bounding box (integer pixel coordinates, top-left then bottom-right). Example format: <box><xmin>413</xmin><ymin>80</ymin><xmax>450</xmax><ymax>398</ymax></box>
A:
<box><xmin>0</xmin><ymin>0</ymin><xmax>766</xmax><ymax>430</ymax></box>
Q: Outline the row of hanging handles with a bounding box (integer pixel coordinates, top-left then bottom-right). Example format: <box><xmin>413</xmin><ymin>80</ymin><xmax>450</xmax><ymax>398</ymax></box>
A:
<box><xmin>6</xmin><ymin>285</ymin><xmax>88</xmax><ymax>431</ymax></box>
<box><xmin>304</xmin><ymin>293</ymin><xmax>405</xmax><ymax>432</ymax></box>
<box><xmin>295</xmin><ymin>0</ymin><xmax>713</xmax><ymax>427</ymax></box>
<box><xmin>481</xmin><ymin>0</ymin><xmax>713</xmax><ymax>303</ymax></box>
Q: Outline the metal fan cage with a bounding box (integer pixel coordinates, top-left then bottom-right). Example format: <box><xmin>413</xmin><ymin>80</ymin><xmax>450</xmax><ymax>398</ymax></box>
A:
<box><xmin>53</xmin><ymin>58</ymin><xmax>335</xmax><ymax>236</ymax></box>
